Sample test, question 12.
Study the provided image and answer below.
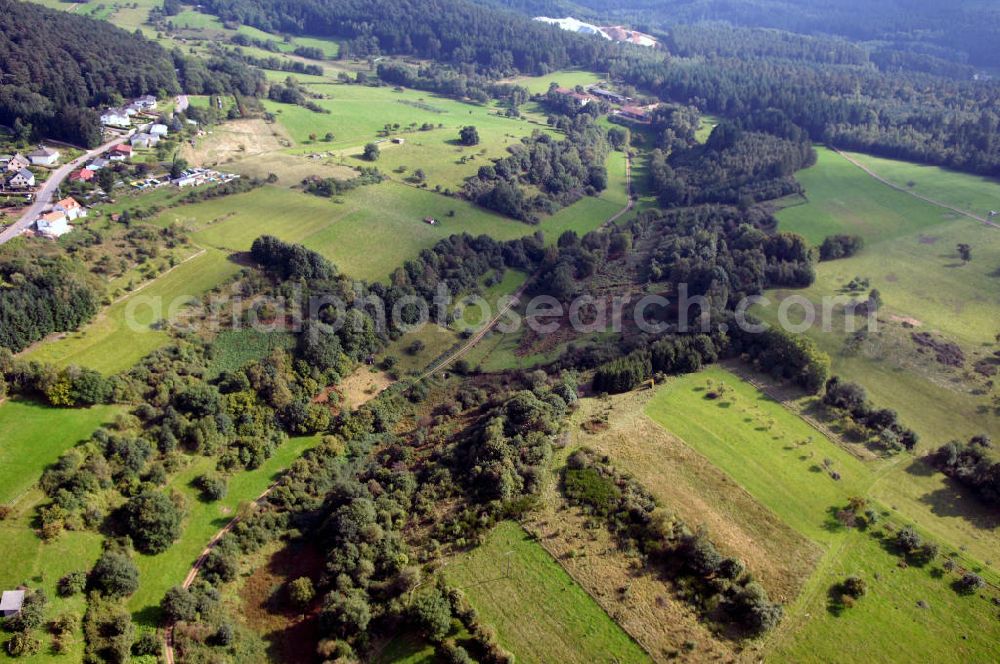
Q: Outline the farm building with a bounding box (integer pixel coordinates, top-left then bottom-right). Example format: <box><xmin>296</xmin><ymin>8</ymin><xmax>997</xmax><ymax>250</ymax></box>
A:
<box><xmin>554</xmin><ymin>87</ymin><xmax>596</xmax><ymax>106</ymax></box>
<box><xmin>28</xmin><ymin>146</ymin><xmax>60</xmax><ymax>166</ymax></box>
<box><xmin>0</xmin><ymin>591</ymin><xmax>24</xmax><ymax>618</ymax></box>
<box><xmin>619</xmin><ymin>105</ymin><xmax>651</xmax><ymax>122</ymax></box>
<box><xmin>588</xmin><ymin>86</ymin><xmax>629</xmax><ymax>104</ymax></box>
<box><xmin>7</xmin><ymin>168</ymin><xmax>35</xmax><ymax>189</ymax></box>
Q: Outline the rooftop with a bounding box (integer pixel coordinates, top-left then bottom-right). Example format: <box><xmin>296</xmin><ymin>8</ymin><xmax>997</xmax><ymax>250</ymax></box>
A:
<box><xmin>0</xmin><ymin>590</ymin><xmax>25</xmax><ymax>613</ymax></box>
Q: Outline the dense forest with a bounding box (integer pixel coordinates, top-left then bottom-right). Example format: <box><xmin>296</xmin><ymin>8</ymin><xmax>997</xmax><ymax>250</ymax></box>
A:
<box><xmin>0</xmin><ymin>0</ymin><xmax>178</xmax><ymax>145</ymax></box>
<box><xmin>0</xmin><ymin>257</ymin><xmax>99</xmax><ymax>355</ymax></box>
<box><xmin>201</xmin><ymin>0</ymin><xmax>611</xmax><ymax>76</ymax></box>
<box><xmin>0</xmin><ymin>0</ymin><xmax>265</xmax><ymax>146</ymax></box>
<box><xmin>479</xmin><ymin>0</ymin><xmax>1000</xmax><ymax>69</ymax></box>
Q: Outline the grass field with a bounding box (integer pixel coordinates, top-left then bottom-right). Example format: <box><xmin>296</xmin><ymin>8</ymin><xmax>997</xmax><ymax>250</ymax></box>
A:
<box><xmin>757</xmin><ymin>146</ymin><xmax>1000</xmax><ymax>445</ymax></box>
<box><xmin>644</xmin><ymin>367</ymin><xmax>1000</xmax><ymax>662</ymax></box>
<box><xmin>129</xmin><ymin>434</ymin><xmax>323</xmax><ymax>625</ymax></box>
<box><xmin>22</xmin><ymin>247</ymin><xmax>240</xmax><ymax>374</ymax></box>
<box><xmin>846</xmin><ymin>151</ymin><xmax>1000</xmax><ymax>219</ymax></box>
<box><xmin>444</xmin><ymin>521</ymin><xmax>649</xmax><ymax>664</ymax></box>
<box><xmin>0</xmin><ymin>400</ymin><xmax>122</xmax><ymax>506</ymax></box>
<box><xmin>158</xmin><ymin>183</ymin><xmax>534</xmax><ymax>281</ymax></box>
<box><xmin>503</xmin><ymin>70</ymin><xmax>606</xmax><ymax>95</ymax></box>
<box><xmin>206</xmin><ymin>329</ymin><xmax>295</xmax><ymax>379</ymax></box>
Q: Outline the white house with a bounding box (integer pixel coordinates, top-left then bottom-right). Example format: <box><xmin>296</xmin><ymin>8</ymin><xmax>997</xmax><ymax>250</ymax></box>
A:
<box><xmin>5</xmin><ymin>153</ymin><xmax>30</xmax><ymax>172</ymax></box>
<box><xmin>54</xmin><ymin>197</ymin><xmax>86</xmax><ymax>221</ymax></box>
<box><xmin>134</xmin><ymin>95</ymin><xmax>157</xmax><ymax>110</ymax></box>
<box><xmin>149</xmin><ymin>124</ymin><xmax>169</xmax><ymax>137</ymax></box>
<box><xmin>28</xmin><ymin>147</ymin><xmax>60</xmax><ymax>166</ymax></box>
<box><xmin>130</xmin><ymin>133</ymin><xmax>159</xmax><ymax>149</ymax></box>
<box><xmin>7</xmin><ymin>168</ymin><xmax>35</xmax><ymax>189</ymax></box>
<box><xmin>36</xmin><ymin>211</ymin><xmax>72</xmax><ymax>238</ymax></box>
<box><xmin>0</xmin><ymin>591</ymin><xmax>24</xmax><ymax>618</ymax></box>
<box><xmin>100</xmin><ymin>108</ymin><xmax>131</xmax><ymax>127</ymax></box>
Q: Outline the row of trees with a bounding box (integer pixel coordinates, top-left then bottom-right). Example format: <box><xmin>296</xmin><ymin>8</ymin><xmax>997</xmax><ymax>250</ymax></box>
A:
<box><xmin>563</xmin><ymin>447</ymin><xmax>783</xmax><ymax>635</ymax></box>
<box><xmin>822</xmin><ymin>377</ymin><xmax>920</xmax><ymax>453</ymax></box>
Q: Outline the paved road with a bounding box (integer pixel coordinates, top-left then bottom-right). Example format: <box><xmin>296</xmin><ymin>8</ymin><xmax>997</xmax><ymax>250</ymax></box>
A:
<box><xmin>175</xmin><ymin>94</ymin><xmax>190</xmax><ymax>113</ymax></box>
<box><xmin>0</xmin><ymin>135</ymin><xmax>129</xmax><ymax>244</ymax></box>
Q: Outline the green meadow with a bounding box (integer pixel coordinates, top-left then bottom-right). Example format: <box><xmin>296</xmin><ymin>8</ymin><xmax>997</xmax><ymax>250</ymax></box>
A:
<box><xmin>846</xmin><ymin>151</ymin><xmax>1000</xmax><ymax>219</ymax></box>
<box><xmin>0</xmin><ymin>400</ymin><xmax>122</xmax><ymax>505</ymax></box>
<box><xmin>757</xmin><ymin>146</ymin><xmax>1000</xmax><ymax>442</ymax></box>
<box><xmin>0</xmin><ymin>401</ymin><xmax>122</xmax><ymax>663</ymax></box>
<box><xmin>22</xmin><ymin>247</ymin><xmax>240</xmax><ymax>374</ymax></box>
<box><xmin>444</xmin><ymin>521</ymin><xmax>649</xmax><ymax>664</ymax></box>
<box><xmin>645</xmin><ymin>367</ymin><xmax>1000</xmax><ymax>663</ymax></box>
<box><xmin>503</xmin><ymin>70</ymin><xmax>606</xmax><ymax>95</ymax></box>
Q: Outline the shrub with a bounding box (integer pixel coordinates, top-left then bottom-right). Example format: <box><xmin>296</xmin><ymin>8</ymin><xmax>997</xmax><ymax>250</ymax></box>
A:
<box><xmin>195</xmin><ymin>474</ymin><xmax>227</xmax><ymax>501</ymax></box>
<box><xmin>89</xmin><ymin>550</ymin><xmax>140</xmax><ymax>598</ymax></box>
<box><xmin>121</xmin><ymin>491</ymin><xmax>182</xmax><ymax>554</ymax></box>
<box><xmin>57</xmin><ymin>571</ymin><xmax>87</xmax><ymax>597</ymax></box>
<box><xmin>957</xmin><ymin>572</ymin><xmax>985</xmax><ymax>594</ymax></box>
<box><xmin>842</xmin><ymin>576</ymin><xmax>867</xmax><ymax>599</ymax></box>
<box><xmin>161</xmin><ymin>586</ymin><xmax>198</xmax><ymax>623</ymax></box>
<box><xmin>288</xmin><ymin>577</ymin><xmax>315</xmax><ymax>608</ymax></box>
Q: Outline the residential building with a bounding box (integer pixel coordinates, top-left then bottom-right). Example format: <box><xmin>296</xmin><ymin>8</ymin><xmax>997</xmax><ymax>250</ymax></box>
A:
<box><xmin>134</xmin><ymin>95</ymin><xmax>157</xmax><ymax>110</ymax></box>
<box><xmin>7</xmin><ymin>168</ymin><xmax>35</xmax><ymax>189</ymax></box>
<box><xmin>619</xmin><ymin>105</ymin><xmax>651</xmax><ymax>122</ymax></box>
<box><xmin>28</xmin><ymin>146</ymin><xmax>60</xmax><ymax>166</ymax></box>
<box><xmin>0</xmin><ymin>591</ymin><xmax>24</xmax><ymax>618</ymax></box>
<box><xmin>36</xmin><ymin>211</ymin><xmax>72</xmax><ymax>238</ymax></box>
<box><xmin>88</xmin><ymin>157</ymin><xmax>110</xmax><ymax>171</ymax></box>
<box><xmin>69</xmin><ymin>168</ymin><xmax>95</xmax><ymax>183</ymax></box>
<box><xmin>130</xmin><ymin>133</ymin><xmax>159</xmax><ymax>149</ymax></box>
<box><xmin>100</xmin><ymin>108</ymin><xmax>131</xmax><ymax>127</ymax></box>
<box><xmin>108</xmin><ymin>144</ymin><xmax>133</xmax><ymax>161</ymax></box>
<box><xmin>54</xmin><ymin>197</ymin><xmax>86</xmax><ymax>221</ymax></box>
<box><xmin>149</xmin><ymin>123</ymin><xmax>169</xmax><ymax>137</ymax></box>
<box><xmin>554</xmin><ymin>87</ymin><xmax>595</xmax><ymax>106</ymax></box>
<box><xmin>5</xmin><ymin>153</ymin><xmax>30</xmax><ymax>173</ymax></box>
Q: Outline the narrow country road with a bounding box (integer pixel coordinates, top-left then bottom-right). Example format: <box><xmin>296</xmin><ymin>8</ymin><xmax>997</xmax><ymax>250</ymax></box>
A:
<box><xmin>0</xmin><ymin>134</ymin><xmax>129</xmax><ymax>245</ymax></box>
<box><xmin>175</xmin><ymin>94</ymin><xmax>190</xmax><ymax>113</ymax></box>
<box><xmin>833</xmin><ymin>148</ymin><xmax>1000</xmax><ymax>231</ymax></box>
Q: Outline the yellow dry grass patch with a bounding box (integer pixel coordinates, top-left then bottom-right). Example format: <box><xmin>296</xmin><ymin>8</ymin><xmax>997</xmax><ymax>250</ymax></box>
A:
<box><xmin>338</xmin><ymin>368</ymin><xmax>394</xmax><ymax>409</ymax></box>
<box><xmin>572</xmin><ymin>391</ymin><xmax>821</xmax><ymax>605</ymax></box>
<box><xmin>180</xmin><ymin>118</ymin><xmax>290</xmax><ymax>166</ymax></box>
<box><xmin>523</xmin><ymin>479</ymin><xmax>735</xmax><ymax>663</ymax></box>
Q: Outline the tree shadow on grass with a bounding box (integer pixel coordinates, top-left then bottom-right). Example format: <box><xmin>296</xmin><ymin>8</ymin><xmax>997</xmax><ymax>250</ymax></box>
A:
<box><xmin>917</xmin><ymin>483</ymin><xmax>1000</xmax><ymax>530</ymax></box>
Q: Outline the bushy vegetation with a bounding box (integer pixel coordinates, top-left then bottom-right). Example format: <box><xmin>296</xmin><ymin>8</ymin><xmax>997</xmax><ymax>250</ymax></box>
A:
<box><xmin>822</xmin><ymin>377</ymin><xmax>919</xmax><ymax>453</ymax></box>
<box><xmin>931</xmin><ymin>435</ymin><xmax>999</xmax><ymax>507</ymax></box>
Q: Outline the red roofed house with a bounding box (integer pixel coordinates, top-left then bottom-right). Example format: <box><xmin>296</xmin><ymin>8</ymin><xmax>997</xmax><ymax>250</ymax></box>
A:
<box><xmin>54</xmin><ymin>196</ymin><xmax>86</xmax><ymax>221</ymax></box>
<box><xmin>70</xmin><ymin>168</ymin><xmax>95</xmax><ymax>183</ymax></box>
<box><xmin>109</xmin><ymin>144</ymin><xmax>132</xmax><ymax>161</ymax></box>
<box><xmin>619</xmin><ymin>105</ymin><xmax>651</xmax><ymax>123</ymax></box>
<box><xmin>553</xmin><ymin>87</ymin><xmax>596</xmax><ymax>107</ymax></box>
